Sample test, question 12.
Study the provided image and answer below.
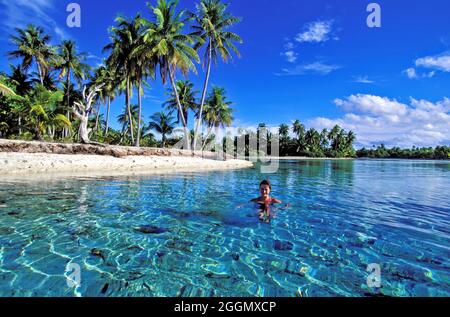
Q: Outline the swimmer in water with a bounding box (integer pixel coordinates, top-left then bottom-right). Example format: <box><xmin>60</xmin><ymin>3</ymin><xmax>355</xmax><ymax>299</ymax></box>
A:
<box><xmin>251</xmin><ymin>180</ymin><xmax>283</xmax><ymax>222</ymax></box>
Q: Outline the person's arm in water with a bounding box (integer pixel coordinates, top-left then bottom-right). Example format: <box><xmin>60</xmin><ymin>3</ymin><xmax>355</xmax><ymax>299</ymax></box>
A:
<box><xmin>269</xmin><ymin>198</ymin><xmax>291</xmax><ymax>210</ymax></box>
<box><xmin>271</xmin><ymin>198</ymin><xmax>282</xmax><ymax>204</ymax></box>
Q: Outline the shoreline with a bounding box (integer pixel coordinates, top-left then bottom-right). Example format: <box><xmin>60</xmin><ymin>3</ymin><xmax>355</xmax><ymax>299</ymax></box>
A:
<box><xmin>0</xmin><ymin>152</ymin><xmax>253</xmax><ymax>178</ymax></box>
<box><xmin>0</xmin><ymin>139</ymin><xmax>254</xmax><ymax>178</ymax></box>
<box><xmin>256</xmin><ymin>156</ymin><xmax>354</xmax><ymax>160</ymax></box>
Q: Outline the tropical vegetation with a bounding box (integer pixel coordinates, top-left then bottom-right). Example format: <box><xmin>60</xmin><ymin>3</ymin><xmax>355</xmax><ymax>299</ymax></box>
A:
<box><xmin>0</xmin><ymin>0</ymin><xmax>242</xmax><ymax>150</ymax></box>
<box><xmin>356</xmin><ymin>144</ymin><xmax>450</xmax><ymax>160</ymax></box>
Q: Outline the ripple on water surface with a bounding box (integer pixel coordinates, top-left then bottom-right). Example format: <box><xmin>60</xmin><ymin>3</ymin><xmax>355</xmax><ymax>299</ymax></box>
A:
<box><xmin>0</xmin><ymin>160</ymin><xmax>449</xmax><ymax>297</ymax></box>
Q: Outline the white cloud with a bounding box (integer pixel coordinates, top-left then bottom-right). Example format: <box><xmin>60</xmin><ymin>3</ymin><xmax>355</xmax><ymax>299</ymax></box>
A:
<box><xmin>334</xmin><ymin>94</ymin><xmax>408</xmax><ymax>116</ymax></box>
<box><xmin>415</xmin><ymin>53</ymin><xmax>450</xmax><ymax>72</ymax></box>
<box><xmin>87</xmin><ymin>54</ymin><xmax>103</xmax><ymax>62</ymax></box>
<box><xmin>280</xmin><ymin>42</ymin><xmax>298</xmax><ymax>63</ymax></box>
<box><xmin>404</xmin><ymin>67</ymin><xmax>436</xmax><ymax>79</ymax></box>
<box><xmin>281</xmin><ymin>50</ymin><xmax>298</xmax><ymax>63</ymax></box>
<box><xmin>142</xmin><ymin>94</ymin><xmax>163</xmax><ymax>104</ymax></box>
<box><xmin>277</xmin><ymin>61</ymin><xmax>341</xmax><ymax>76</ymax></box>
<box><xmin>405</xmin><ymin>68</ymin><xmax>418</xmax><ymax>79</ymax></box>
<box><xmin>309</xmin><ymin>94</ymin><xmax>450</xmax><ymax>148</ymax></box>
<box><xmin>404</xmin><ymin>52</ymin><xmax>450</xmax><ymax>78</ymax></box>
<box><xmin>284</xmin><ymin>42</ymin><xmax>294</xmax><ymax>50</ymax></box>
<box><xmin>0</xmin><ymin>0</ymin><xmax>69</xmax><ymax>41</ymax></box>
<box><xmin>54</xmin><ymin>26</ymin><xmax>70</xmax><ymax>40</ymax></box>
<box><xmin>279</xmin><ymin>21</ymin><xmax>338</xmax><ymax>70</ymax></box>
<box><xmin>353</xmin><ymin>76</ymin><xmax>375</xmax><ymax>84</ymax></box>
<box><xmin>295</xmin><ymin>20</ymin><xmax>336</xmax><ymax>43</ymax></box>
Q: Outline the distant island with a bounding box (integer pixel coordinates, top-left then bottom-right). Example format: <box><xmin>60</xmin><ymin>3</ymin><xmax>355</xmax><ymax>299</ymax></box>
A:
<box><xmin>242</xmin><ymin>122</ymin><xmax>449</xmax><ymax>160</ymax></box>
<box><xmin>355</xmin><ymin>144</ymin><xmax>450</xmax><ymax>160</ymax></box>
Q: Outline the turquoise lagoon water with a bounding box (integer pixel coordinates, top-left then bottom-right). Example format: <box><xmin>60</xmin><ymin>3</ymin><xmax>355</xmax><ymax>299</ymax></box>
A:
<box><xmin>0</xmin><ymin>159</ymin><xmax>449</xmax><ymax>297</ymax></box>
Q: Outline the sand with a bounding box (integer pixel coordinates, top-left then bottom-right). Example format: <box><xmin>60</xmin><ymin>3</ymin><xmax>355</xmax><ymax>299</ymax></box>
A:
<box><xmin>0</xmin><ymin>152</ymin><xmax>254</xmax><ymax>178</ymax></box>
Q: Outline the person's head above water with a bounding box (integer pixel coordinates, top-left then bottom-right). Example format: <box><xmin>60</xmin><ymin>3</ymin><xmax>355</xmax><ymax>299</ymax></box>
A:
<box><xmin>259</xmin><ymin>180</ymin><xmax>272</xmax><ymax>198</ymax></box>
<box><xmin>250</xmin><ymin>179</ymin><xmax>282</xmax><ymax>207</ymax></box>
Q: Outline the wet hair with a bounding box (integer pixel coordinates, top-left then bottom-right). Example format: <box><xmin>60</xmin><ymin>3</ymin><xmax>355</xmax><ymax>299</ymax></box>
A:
<box><xmin>259</xmin><ymin>180</ymin><xmax>272</xmax><ymax>189</ymax></box>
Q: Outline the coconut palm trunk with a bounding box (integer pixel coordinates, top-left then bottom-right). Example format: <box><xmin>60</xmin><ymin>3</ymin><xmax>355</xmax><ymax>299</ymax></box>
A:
<box><xmin>95</xmin><ymin>104</ymin><xmax>101</xmax><ymax>131</ymax></box>
<box><xmin>201</xmin><ymin>125</ymin><xmax>214</xmax><ymax>151</ymax></box>
<box><xmin>135</xmin><ymin>80</ymin><xmax>142</xmax><ymax>147</ymax></box>
<box><xmin>126</xmin><ymin>77</ymin><xmax>135</xmax><ymax>144</ymax></box>
<box><xmin>36</xmin><ymin>62</ymin><xmax>44</xmax><ymax>85</ymax></box>
<box><xmin>193</xmin><ymin>40</ymin><xmax>212</xmax><ymax>152</ymax></box>
<box><xmin>168</xmin><ymin>66</ymin><xmax>190</xmax><ymax>150</ymax></box>
<box><xmin>64</xmin><ymin>70</ymin><xmax>71</xmax><ymax>138</ymax></box>
<box><xmin>105</xmin><ymin>97</ymin><xmax>111</xmax><ymax>134</ymax></box>
<box><xmin>162</xmin><ymin>134</ymin><xmax>166</xmax><ymax>148</ymax></box>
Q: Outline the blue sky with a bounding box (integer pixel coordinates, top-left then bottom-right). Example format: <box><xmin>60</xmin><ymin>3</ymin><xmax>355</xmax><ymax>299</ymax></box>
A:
<box><xmin>0</xmin><ymin>0</ymin><xmax>449</xmax><ymax>147</ymax></box>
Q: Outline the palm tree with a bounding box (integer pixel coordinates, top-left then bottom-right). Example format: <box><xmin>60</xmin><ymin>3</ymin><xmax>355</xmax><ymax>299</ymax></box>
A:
<box><xmin>292</xmin><ymin>119</ymin><xmax>306</xmax><ymax>153</ymax></box>
<box><xmin>346</xmin><ymin>130</ymin><xmax>356</xmax><ymax>147</ymax></box>
<box><xmin>142</xmin><ymin>0</ymin><xmax>200</xmax><ymax>150</ymax></box>
<box><xmin>304</xmin><ymin>128</ymin><xmax>321</xmax><ymax>152</ymax></box>
<box><xmin>345</xmin><ymin>130</ymin><xmax>356</xmax><ymax>157</ymax></box>
<box><xmin>191</xmin><ymin>0</ymin><xmax>242</xmax><ymax>151</ymax></box>
<box><xmin>279</xmin><ymin>124</ymin><xmax>289</xmax><ymax>138</ymax></box>
<box><xmin>328</xmin><ymin>125</ymin><xmax>342</xmax><ymax>151</ymax></box>
<box><xmin>292</xmin><ymin>120</ymin><xmax>305</xmax><ymax>138</ymax></box>
<box><xmin>129</xmin><ymin>14</ymin><xmax>157</xmax><ymax>147</ymax></box>
<box><xmin>319</xmin><ymin>128</ymin><xmax>329</xmax><ymax>148</ymax></box>
<box><xmin>279</xmin><ymin>123</ymin><xmax>290</xmax><ymax>155</ymax></box>
<box><xmin>0</xmin><ymin>81</ymin><xmax>16</xmax><ymax>97</ymax></box>
<box><xmin>8</xmin><ymin>25</ymin><xmax>56</xmax><ymax>85</ymax></box>
<box><xmin>164</xmin><ymin>80</ymin><xmax>198</xmax><ymax>126</ymax></box>
<box><xmin>55</xmin><ymin>40</ymin><xmax>90</xmax><ymax>137</ymax></box>
<box><xmin>8</xmin><ymin>65</ymin><xmax>32</xmax><ymax>96</ymax></box>
<box><xmin>89</xmin><ymin>113</ymin><xmax>106</xmax><ymax>133</ymax></box>
<box><xmin>32</xmin><ymin>70</ymin><xmax>58</xmax><ymax>90</ymax></box>
<box><xmin>26</xmin><ymin>85</ymin><xmax>70</xmax><ymax>140</ymax></box>
<box><xmin>8</xmin><ymin>65</ymin><xmax>32</xmax><ymax>134</ymax></box>
<box><xmin>93</xmin><ymin>65</ymin><xmax>119</xmax><ymax>135</ymax></box>
<box><xmin>148</xmin><ymin>111</ymin><xmax>176</xmax><ymax>148</ymax></box>
<box><xmin>117</xmin><ymin>104</ymin><xmax>141</xmax><ymax>144</ymax></box>
<box><xmin>201</xmin><ymin>86</ymin><xmax>233</xmax><ymax>149</ymax></box>
<box><xmin>105</xmin><ymin>15</ymin><xmax>146</xmax><ymax>145</ymax></box>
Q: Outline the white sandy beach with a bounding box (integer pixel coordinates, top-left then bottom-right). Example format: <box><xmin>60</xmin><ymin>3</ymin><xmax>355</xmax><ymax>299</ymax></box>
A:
<box><xmin>0</xmin><ymin>152</ymin><xmax>254</xmax><ymax>177</ymax></box>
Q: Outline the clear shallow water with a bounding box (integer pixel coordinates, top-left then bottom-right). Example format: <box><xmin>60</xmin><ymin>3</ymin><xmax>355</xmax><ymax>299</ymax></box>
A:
<box><xmin>0</xmin><ymin>159</ymin><xmax>449</xmax><ymax>297</ymax></box>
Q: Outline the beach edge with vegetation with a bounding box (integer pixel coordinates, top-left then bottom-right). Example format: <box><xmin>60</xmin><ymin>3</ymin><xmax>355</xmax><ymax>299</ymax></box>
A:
<box><xmin>0</xmin><ymin>139</ymin><xmax>253</xmax><ymax>177</ymax></box>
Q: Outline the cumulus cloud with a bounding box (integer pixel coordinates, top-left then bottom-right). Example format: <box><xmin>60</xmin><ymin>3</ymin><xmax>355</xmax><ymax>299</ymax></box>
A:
<box><xmin>415</xmin><ymin>53</ymin><xmax>450</xmax><ymax>72</ymax></box>
<box><xmin>295</xmin><ymin>20</ymin><xmax>337</xmax><ymax>43</ymax></box>
<box><xmin>334</xmin><ymin>94</ymin><xmax>408</xmax><ymax>116</ymax></box>
<box><xmin>404</xmin><ymin>52</ymin><xmax>450</xmax><ymax>78</ymax></box>
<box><xmin>308</xmin><ymin>94</ymin><xmax>450</xmax><ymax>148</ymax></box>
<box><xmin>277</xmin><ymin>61</ymin><xmax>341</xmax><ymax>76</ymax></box>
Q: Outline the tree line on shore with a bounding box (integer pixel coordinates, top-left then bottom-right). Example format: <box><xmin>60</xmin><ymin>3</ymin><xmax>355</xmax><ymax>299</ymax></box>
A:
<box><xmin>274</xmin><ymin>121</ymin><xmax>356</xmax><ymax>158</ymax></box>
<box><xmin>356</xmin><ymin>144</ymin><xmax>450</xmax><ymax>160</ymax></box>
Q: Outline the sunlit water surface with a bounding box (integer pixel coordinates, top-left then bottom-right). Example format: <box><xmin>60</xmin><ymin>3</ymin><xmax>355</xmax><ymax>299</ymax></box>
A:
<box><xmin>0</xmin><ymin>159</ymin><xmax>449</xmax><ymax>297</ymax></box>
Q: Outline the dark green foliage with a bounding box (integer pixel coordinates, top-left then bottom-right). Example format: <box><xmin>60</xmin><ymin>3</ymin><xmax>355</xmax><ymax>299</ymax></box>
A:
<box><xmin>357</xmin><ymin>145</ymin><xmax>450</xmax><ymax>160</ymax></box>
